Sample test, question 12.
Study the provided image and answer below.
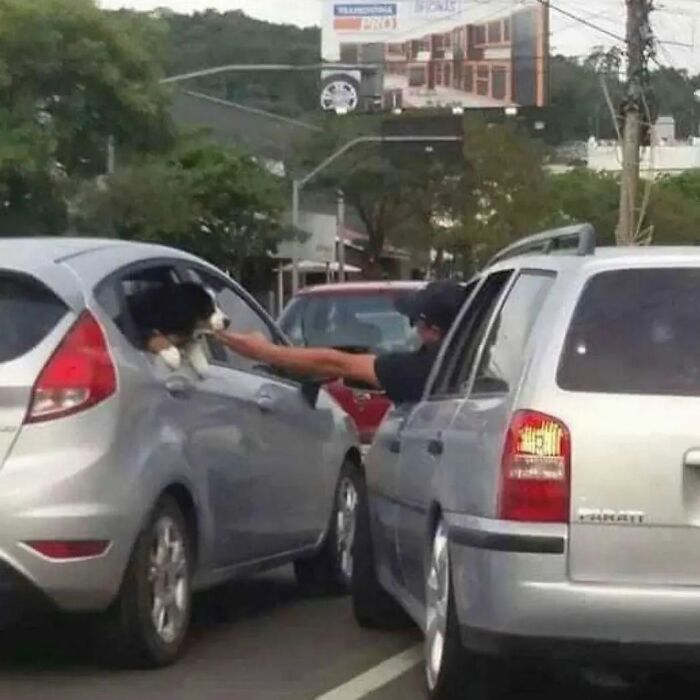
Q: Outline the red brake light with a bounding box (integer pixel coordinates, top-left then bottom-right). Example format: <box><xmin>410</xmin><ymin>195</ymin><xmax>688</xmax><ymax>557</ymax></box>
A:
<box><xmin>499</xmin><ymin>410</ymin><xmax>571</xmax><ymax>523</ymax></box>
<box><xmin>26</xmin><ymin>311</ymin><xmax>116</xmax><ymax>424</ymax></box>
<box><xmin>24</xmin><ymin>540</ymin><xmax>110</xmax><ymax>560</ymax></box>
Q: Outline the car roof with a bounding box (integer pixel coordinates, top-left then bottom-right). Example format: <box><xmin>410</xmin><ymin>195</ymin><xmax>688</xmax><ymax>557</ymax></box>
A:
<box><xmin>298</xmin><ymin>281</ymin><xmax>425</xmax><ymax>296</ymax></box>
<box><xmin>0</xmin><ymin>237</ymin><xmax>192</xmax><ymax>266</ymax></box>
<box><xmin>485</xmin><ymin>246</ymin><xmax>700</xmax><ymax>276</ymax></box>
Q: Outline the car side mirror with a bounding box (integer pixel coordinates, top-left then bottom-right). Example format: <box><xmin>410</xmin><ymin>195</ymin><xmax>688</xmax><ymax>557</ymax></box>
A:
<box><xmin>301</xmin><ymin>378</ymin><xmax>323</xmax><ymax>408</ymax></box>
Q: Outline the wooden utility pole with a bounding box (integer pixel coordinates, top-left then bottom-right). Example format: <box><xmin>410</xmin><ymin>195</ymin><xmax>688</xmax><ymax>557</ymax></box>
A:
<box><xmin>617</xmin><ymin>0</ymin><xmax>654</xmax><ymax>245</ymax></box>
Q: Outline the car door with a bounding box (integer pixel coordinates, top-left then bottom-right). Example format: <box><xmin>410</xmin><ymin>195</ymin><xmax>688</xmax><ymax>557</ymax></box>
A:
<box><xmin>185</xmin><ymin>266</ymin><xmax>335</xmax><ymax>563</ymax></box>
<box><xmin>394</xmin><ymin>271</ymin><xmax>516</xmax><ymax>606</ymax></box>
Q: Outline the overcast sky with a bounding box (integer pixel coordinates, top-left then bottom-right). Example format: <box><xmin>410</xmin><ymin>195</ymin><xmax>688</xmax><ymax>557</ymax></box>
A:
<box><xmin>99</xmin><ymin>0</ymin><xmax>700</xmax><ymax>72</ymax></box>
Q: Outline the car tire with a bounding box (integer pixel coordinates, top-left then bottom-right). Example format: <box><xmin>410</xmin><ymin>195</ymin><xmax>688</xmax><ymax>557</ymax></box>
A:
<box><xmin>294</xmin><ymin>458</ymin><xmax>357</xmax><ymax>596</ymax></box>
<box><xmin>320</xmin><ymin>73</ymin><xmax>361</xmax><ymax>112</ymax></box>
<box><xmin>351</xmin><ymin>466</ymin><xmax>410</xmax><ymax>629</ymax></box>
<box><xmin>100</xmin><ymin>496</ymin><xmax>193</xmax><ymax>668</ymax></box>
<box><xmin>424</xmin><ymin>519</ymin><xmax>505</xmax><ymax>700</ymax></box>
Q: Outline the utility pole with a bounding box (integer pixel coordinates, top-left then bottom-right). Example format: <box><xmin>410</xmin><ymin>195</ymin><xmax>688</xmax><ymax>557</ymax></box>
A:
<box><xmin>616</xmin><ymin>0</ymin><xmax>654</xmax><ymax>245</ymax></box>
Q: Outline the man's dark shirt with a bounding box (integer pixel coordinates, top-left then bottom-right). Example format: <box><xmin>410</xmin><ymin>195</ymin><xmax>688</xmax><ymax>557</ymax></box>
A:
<box><xmin>374</xmin><ymin>343</ymin><xmax>441</xmax><ymax>405</ymax></box>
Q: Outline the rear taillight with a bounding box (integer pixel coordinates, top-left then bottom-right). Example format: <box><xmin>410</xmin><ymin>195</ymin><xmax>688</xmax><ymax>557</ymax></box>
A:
<box><xmin>24</xmin><ymin>540</ymin><xmax>110</xmax><ymax>560</ymax></box>
<box><xmin>499</xmin><ymin>410</ymin><xmax>571</xmax><ymax>523</ymax></box>
<box><xmin>26</xmin><ymin>311</ymin><xmax>116</xmax><ymax>424</ymax></box>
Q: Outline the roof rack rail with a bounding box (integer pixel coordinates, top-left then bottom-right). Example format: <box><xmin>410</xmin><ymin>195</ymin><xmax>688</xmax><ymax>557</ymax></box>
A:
<box><xmin>486</xmin><ymin>223</ymin><xmax>596</xmax><ymax>267</ymax></box>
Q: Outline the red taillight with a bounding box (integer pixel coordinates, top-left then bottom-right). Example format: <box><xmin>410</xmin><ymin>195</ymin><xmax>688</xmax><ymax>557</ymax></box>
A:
<box><xmin>24</xmin><ymin>540</ymin><xmax>110</xmax><ymax>560</ymax></box>
<box><xmin>499</xmin><ymin>410</ymin><xmax>571</xmax><ymax>523</ymax></box>
<box><xmin>26</xmin><ymin>311</ymin><xmax>116</xmax><ymax>424</ymax></box>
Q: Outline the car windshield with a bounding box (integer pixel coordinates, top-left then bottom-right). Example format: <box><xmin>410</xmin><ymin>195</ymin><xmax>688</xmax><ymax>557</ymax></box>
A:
<box><xmin>280</xmin><ymin>292</ymin><xmax>420</xmax><ymax>353</ymax></box>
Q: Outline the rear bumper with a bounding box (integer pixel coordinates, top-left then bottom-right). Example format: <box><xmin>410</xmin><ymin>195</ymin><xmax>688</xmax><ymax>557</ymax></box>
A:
<box><xmin>446</xmin><ymin>513</ymin><xmax>700</xmax><ymax>662</ymax></box>
<box><xmin>0</xmin><ymin>560</ymin><xmax>53</xmax><ymax>625</ymax></box>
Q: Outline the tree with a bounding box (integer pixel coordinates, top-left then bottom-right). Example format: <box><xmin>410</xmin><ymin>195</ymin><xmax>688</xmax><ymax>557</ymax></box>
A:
<box><xmin>0</xmin><ymin>0</ymin><xmax>172</xmax><ymax>234</ymax></box>
<box><xmin>542</xmin><ymin>168</ymin><xmax>700</xmax><ymax>245</ymax></box>
<box><xmin>76</xmin><ymin>141</ymin><xmax>288</xmax><ymax>279</ymax></box>
<box><xmin>163</xmin><ymin>10</ymin><xmax>321</xmax><ymax>118</ymax></box>
<box><xmin>446</xmin><ymin>121</ymin><xmax>549</xmax><ymax>270</ymax></box>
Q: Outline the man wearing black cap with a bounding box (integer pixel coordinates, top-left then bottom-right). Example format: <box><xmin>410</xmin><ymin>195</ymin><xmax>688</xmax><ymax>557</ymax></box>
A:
<box><xmin>215</xmin><ymin>280</ymin><xmax>467</xmax><ymax>405</ymax></box>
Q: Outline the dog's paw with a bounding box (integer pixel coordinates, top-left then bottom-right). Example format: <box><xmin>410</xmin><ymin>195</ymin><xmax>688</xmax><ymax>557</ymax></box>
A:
<box><xmin>159</xmin><ymin>346</ymin><xmax>182</xmax><ymax>371</ymax></box>
<box><xmin>186</xmin><ymin>343</ymin><xmax>209</xmax><ymax>377</ymax></box>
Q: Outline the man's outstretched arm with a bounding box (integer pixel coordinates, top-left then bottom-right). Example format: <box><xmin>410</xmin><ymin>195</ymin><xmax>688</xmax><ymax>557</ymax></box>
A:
<box><xmin>216</xmin><ymin>331</ymin><xmax>380</xmax><ymax>388</ymax></box>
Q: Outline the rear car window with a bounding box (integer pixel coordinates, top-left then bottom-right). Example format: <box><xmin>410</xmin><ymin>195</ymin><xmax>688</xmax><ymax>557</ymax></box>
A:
<box><xmin>472</xmin><ymin>271</ymin><xmax>555</xmax><ymax>396</ymax></box>
<box><xmin>0</xmin><ymin>273</ymin><xmax>68</xmax><ymax>363</ymax></box>
<box><xmin>558</xmin><ymin>268</ymin><xmax>700</xmax><ymax>396</ymax></box>
<box><xmin>280</xmin><ymin>292</ymin><xmax>420</xmax><ymax>353</ymax></box>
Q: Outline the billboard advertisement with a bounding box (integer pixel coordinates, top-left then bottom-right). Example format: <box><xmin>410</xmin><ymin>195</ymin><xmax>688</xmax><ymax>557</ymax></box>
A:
<box><xmin>320</xmin><ymin>0</ymin><xmax>549</xmax><ymax>113</ymax></box>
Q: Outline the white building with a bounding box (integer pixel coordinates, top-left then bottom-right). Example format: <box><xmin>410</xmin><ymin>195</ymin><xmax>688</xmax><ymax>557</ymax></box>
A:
<box><xmin>587</xmin><ymin>117</ymin><xmax>700</xmax><ymax>178</ymax></box>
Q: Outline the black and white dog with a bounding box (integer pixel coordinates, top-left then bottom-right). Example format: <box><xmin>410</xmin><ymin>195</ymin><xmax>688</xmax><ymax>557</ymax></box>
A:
<box><xmin>127</xmin><ymin>283</ymin><xmax>230</xmax><ymax>375</ymax></box>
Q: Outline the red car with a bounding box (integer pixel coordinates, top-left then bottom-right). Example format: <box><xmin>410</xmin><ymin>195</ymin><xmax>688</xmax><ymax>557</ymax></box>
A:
<box><xmin>279</xmin><ymin>281</ymin><xmax>425</xmax><ymax>446</ymax></box>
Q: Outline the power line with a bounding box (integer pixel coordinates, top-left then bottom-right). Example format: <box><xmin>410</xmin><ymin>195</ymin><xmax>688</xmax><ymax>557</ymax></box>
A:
<box><xmin>534</xmin><ymin>0</ymin><xmax>628</xmax><ymax>45</ymax></box>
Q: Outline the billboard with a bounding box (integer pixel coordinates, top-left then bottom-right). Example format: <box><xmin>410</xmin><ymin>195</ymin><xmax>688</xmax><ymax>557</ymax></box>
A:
<box><xmin>320</xmin><ymin>0</ymin><xmax>549</xmax><ymax>113</ymax></box>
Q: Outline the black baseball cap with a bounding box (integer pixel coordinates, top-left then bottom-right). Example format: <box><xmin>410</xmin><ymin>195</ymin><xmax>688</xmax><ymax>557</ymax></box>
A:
<box><xmin>396</xmin><ymin>280</ymin><xmax>468</xmax><ymax>333</ymax></box>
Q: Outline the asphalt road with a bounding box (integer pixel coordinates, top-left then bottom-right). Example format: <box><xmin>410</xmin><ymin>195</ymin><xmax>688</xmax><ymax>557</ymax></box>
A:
<box><xmin>0</xmin><ymin>567</ymin><xmax>696</xmax><ymax>700</ymax></box>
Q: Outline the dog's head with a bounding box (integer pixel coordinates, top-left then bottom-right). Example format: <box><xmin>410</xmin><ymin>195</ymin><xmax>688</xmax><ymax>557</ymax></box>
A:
<box><xmin>181</xmin><ymin>283</ymin><xmax>231</xmax><ymax>333</ymax></box>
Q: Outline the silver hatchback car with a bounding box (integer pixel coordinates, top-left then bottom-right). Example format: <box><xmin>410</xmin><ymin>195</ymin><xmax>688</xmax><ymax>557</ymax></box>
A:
<box><xmin>350</xmin><ymin>225</ymin><xmax>700</xmax><ymax>698</ymax></box>
<box><xmin>0</xmin><ymin>238</ymin><xmax>359</xmax><ymax>667</ymax></box>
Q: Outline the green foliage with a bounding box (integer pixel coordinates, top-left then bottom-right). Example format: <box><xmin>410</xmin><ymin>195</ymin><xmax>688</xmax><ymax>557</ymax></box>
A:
<box><xmin>163</xmin><ymin>10</ymin><xmax>320</xmax><ymax>117</ymax></box>
<box><xmin>543</xmin><ymin>169</ymin><xmax>700</xmax><ymax>246</ymax></box>
<box><xmin>0</xmin><ymin>0</ymin><xmax>173</xmax><ymax>235</ymax></box>
<box><xmin>446</xmin><ymin>120</ymin><xmax>549</xmax><ymax>268</ymax></box>
<box><xmin>76</xmin><ymin>141</ymin><xmax>287</xmax><ymax>272</ymax></box>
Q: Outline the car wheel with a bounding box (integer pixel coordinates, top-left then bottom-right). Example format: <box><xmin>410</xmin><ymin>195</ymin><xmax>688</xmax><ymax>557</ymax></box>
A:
<box><xmin>294</xmin><ymin>459</ymin><xmax>357</xmax><ymax>595</ymax></box>
<box><xmin>320</xmin><ymin>73</ymin><xmax>360</xmax><ymax>112</ymax></box>
<box><xmin>425</xmin><ymin>519</ymin><xmax>505</xmax><ymax>700</ymax></box>
<box><xmin>101</xmin><ymin>496</ymin><xmax>193</xmax><ymax>668</ymax></box>
<box><xmin>351</xmin><ymin>466</ymin><xmax>410</xmax><ymax>629</ymax></box>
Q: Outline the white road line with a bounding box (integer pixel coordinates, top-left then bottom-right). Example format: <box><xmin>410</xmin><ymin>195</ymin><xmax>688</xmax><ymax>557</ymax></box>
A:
<box><xmin>314</xmin><ymin>644</ymin><xmax>423</xmax><ymax>700</ymax></box>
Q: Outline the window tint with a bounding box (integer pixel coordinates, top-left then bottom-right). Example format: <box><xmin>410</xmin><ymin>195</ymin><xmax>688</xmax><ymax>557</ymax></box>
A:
<box><xmin>559</xmin><ymin>268</ymin><xmax>700</xmax><ymax>396</ymax></box>
<box><xmin>472</xmin><ymin>272</ymin><xmax>555</xmax><ymax>396</ymax></box>
<box><xmin>191</xmin><ymin>269</ymin><xmax>274</xmax><ymax>374</ymax></box>
<box><xmin>280</xmin><ymin>292</ymin><xmax>420</xmax><ymax>353</ymax></box>
<box><xmin>431</xmin><ymin>271</ymin><xmax>512</xmax><ymax>397</ymax></box>
<box><xmin>0</xmin><ymin>273</ymin><xmax>68</xmax><ymax>363</ymax></box>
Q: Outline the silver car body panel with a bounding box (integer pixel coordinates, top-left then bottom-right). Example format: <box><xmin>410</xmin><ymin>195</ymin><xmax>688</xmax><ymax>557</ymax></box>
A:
<box><xmin>366</xmin><ymin>247</ymin><xmax>700</xmax><ymax>655</ymax></box>
<box><xmin>0</xmin><ymin>239</ymin><xmax>358</xmax><ymax>611</ymax></box>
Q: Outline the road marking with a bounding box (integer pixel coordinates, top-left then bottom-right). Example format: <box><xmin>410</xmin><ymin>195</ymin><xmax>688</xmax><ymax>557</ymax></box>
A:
<box><xmin>314</xmin><ymin>644</ymin><xmax>422</xmax><ymax>700</ymax></box>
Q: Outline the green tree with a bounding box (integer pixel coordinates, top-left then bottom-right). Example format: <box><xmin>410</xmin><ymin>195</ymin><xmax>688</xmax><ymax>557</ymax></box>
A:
<box><xmin>542</xmin><ymin>169</ymin><xmax>700</xmax><ymax>246</ymax></box>
<box><xmin>0</xmin><ymin>0</ymin><xmax>172</xmax><ymax>234</ymax></box>
<box><xmin>76</xmin><ymin>141</ymin><xmax>287</xmax><ymax>276</ymax></box>
<box><xmin>163</xmin><ymin>10</ymin><xmax>321</xmax><ymax>118</ymax></box>
<box><xmin>447</xmin><ymin>121</ymin><xmax>549</xmax><ymax>269</ymax></box>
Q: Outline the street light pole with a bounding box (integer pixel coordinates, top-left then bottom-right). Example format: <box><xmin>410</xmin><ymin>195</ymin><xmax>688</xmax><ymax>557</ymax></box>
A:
<box><xmin>291</xmin><ymin>180</ymin><xmax>301</xmax><ymax>294</ymax></box>
<box><xmin>290</xmin><ymin>135</ymin><xmax>462</xmax><ymax>289</ymax></box>
<box><xmin>337</xmin><ymin>190</ymin><xmax>346</xmax><ymax>282</ymax></box>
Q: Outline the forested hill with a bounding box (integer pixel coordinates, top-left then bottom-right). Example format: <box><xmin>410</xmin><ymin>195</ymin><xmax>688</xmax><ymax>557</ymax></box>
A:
<box><xmin>155</xmin><ymin>9</ymin><xmax>700</xmax><ymax>141</ymax></box>
<box><xmin>162</xmin><ymin>10</ymin><xmax>321</xmax><ymax>118</ymax></box>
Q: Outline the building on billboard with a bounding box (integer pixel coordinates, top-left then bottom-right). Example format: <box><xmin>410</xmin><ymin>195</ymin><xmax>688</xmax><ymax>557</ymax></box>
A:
<box><xmin>320</xmin><ymin>0</ymin><xmax>549</xmax><ymax>113</ymax></box>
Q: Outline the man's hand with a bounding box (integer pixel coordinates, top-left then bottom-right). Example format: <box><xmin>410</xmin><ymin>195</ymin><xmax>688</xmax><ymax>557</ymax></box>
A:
<box><xmin>215</xmin><ymin>330</ymin><xmax>381</xmax><ymax>389</ymax></box>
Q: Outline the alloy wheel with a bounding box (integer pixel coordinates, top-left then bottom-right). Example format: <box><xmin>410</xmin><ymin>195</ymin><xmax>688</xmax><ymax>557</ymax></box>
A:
<box><xmin>336</xmin><ymin>477</ymin><xmax>359</xmax><ymax>581</ymax></box>
<box><xmin>425</xmin><ymin>521</ymin><xmax>450</xmax><ymax>691</ymax></box>
<box><xmin>147</xmin><ymin>515</ymin><xmax>189</xmax><ymax>645</ymax></box>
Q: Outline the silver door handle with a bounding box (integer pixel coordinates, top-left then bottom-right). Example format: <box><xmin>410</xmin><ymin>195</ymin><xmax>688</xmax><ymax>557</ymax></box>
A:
<box><xmin>165</xmin><ymin>376</ymin><xmax>194</xmax><ymax>399</ymax></box>
<box><xmin>684</xmin><ymin>449</ymin><xmax>700</xmax><ymax>467</ymax></box>
<box><xmin>255</xmin><ymin>392</ymin><xmax>275</xmax><ymax>413</ymax></box>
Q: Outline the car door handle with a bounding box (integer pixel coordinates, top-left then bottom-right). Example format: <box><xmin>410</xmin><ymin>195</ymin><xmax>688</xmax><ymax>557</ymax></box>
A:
<box><xmin>427</xmin><ymin>439</ymin><xmax>444</xmax><ymax>456</ymax></box>
<box><xmin>388</xmin><ymin>439</ymin><xmax>401</xmax><ymax>454</ymax></box>
<box><xmin>684</xmin><ymin>449</ymin><xmax>700</xmax><ymax>467</ymax></box>
<box><xmin>255</xmin><ymin>392</ymin><xmax>276</xmax><ymax>413</ymax></box>
<box><xmin>165</xmin><ymin>375</ymin><xmax>194</xmax><ymax>399</ymax></box>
